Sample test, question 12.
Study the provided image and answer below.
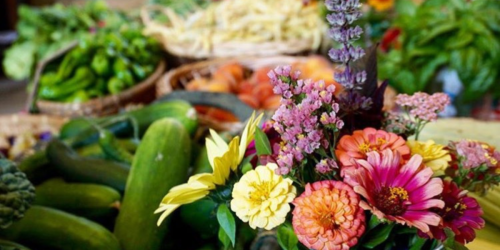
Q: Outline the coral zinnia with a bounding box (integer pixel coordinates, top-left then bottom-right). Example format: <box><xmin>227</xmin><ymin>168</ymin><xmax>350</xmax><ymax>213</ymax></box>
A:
<box><xmin>231</xmin><ymin>163</ymin><xmax>296</xmax><ymax>230</ymax></box>
<box><xmin>335</xmin><ymin>127</ymin><xmax>410</xmax><ymax>170</ymax></box>
<box><xmin>422</xmin><ymin>180</ymin><xmax>484</xmax><ymax>244</ymax></box>
<box><xmin>407</xmin><ymin>140</ymin><xmax>451</xmax><ymax>176</ymax></box>
<box><xmin>343</xmin><ymin>149</ymin><xmax>444</xmax><ymax>233</ymax></box>
<box><xmin>155</xmin><ymin>113</ymin><xmax>263</xmax><ymax>225</ymax></box>
<box><xmin>292</xmin><ymin>180</ymin><xmax>365</xmax><ymax>250</ymax></box>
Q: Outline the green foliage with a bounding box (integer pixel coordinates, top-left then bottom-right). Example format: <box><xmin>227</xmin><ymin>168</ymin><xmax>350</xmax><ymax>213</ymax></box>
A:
<box><xmin>217</xmin><ymin>204</ymin><xmax>236</xmax><ymax>247</ymax></box>
<box><xmin>254</xmin><ymin>127</ymin><xmax>272</xmax><ymax>157</ymax></box>
<box><xmin>379</xmin><ymin>0</ymin><xmax>500</xmax><ymax>102</ymax></box>
<box><xmin>2</xmin><ymin>1</ymin><xmax>134</xmax><ymax>80</ymax></box>
<box><xmin>277</xmin><ymin>223</ymin><xmax>299</xmax><ymax>250</ymax></box>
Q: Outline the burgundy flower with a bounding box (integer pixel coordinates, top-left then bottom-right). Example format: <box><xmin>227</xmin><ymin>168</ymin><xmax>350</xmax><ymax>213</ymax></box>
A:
<box><xmin>422</xmin><ymin>180</ymin><xmax>485</xmax><ymax>244</ymax></box>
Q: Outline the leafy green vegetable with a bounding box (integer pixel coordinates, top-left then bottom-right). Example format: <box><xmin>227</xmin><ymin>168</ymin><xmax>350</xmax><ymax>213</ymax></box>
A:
<box><xmin>2</xmin><ymin>1</ymin><xmax>133</xmax><ymax>80</ymax></box>
<box><xmin>378</xmin><ymin>0</ymin><xmax>500</xmax><ymax>101</ymax></box>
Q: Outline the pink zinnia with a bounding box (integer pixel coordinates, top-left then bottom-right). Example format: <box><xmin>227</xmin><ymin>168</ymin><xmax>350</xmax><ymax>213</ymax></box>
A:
<box><xmin>343</xmin><ymin>149</ymin><xmax>444</xmax><ymax>233</ymax></box>
<box><xmin>292</xmin><ymin>180</ymin><xmax>365</xmax><ymax>250</ymax></box>
<box><xmin>421</xmin><ymin>180</ymin><xmax>484</xmax><ymax>244</ymax></box>
<box><xmin>335</xmin><ymin>127</ymin><xmax>410</xmax><ymax>169</ymax></box>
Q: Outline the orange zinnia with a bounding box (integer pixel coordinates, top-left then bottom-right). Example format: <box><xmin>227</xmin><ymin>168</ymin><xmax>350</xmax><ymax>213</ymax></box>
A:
<box><xmin>292</xmin><ymin>180</ymin><xmax>365</xmax><ymax>250</ymax></box>
<box><xmin>335</xmin><ymin>127</ymin><xmax>410</xmax><ymax>171</ymax></box>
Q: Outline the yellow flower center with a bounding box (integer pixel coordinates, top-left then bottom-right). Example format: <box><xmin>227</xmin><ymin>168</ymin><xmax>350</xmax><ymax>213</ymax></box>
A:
<box><xmin>359</xmin><ymin>143</ymin><xmax>371</xmax><ymax>154</ymax></box>
<box><xmin>442</xmin><ymin>200</ymin><xmax>468</xmax><ymax>221</ymax></box>
<box><xmin>249</xmin><ymin>181</ymin><xmax>272</xmax><ymax>205</ymax></box>
<box><xmin>377</xmin><ymin>138</ymin><xmax>387</xmax><ymax>145</ymax></box>
<box><xmin>375</xmin><ymin>187</ymin><xmax>409</xmax><ymax>216</ymax></box>
<box><xmin>318</xmin><ymin>213</ymin><xmax>340</xmax><ymax>230</ymax></box>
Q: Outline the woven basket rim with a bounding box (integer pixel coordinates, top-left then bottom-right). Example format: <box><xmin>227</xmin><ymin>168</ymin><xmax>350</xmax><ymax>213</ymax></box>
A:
<box><xmin>156</xmin><ymin>55</ymin><xmax>310</xmax><ymax>98</ymax></box>
<box><xmin>155</xmin><ymin>55</ymin><xmax>312</xmax><ymax>131</ymax></box>
<box><xmin>36</xmin><ymin>60</ymin><xmax>166</xmax><ymax>117</ymax></box>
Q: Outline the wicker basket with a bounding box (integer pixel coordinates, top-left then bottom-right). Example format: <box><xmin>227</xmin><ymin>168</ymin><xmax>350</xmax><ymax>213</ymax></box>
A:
<box><xmin>157</xmin><ymin>56</ymin><xmax>308</xmax><ymax>96</ymax></box>
<box><xmin>141</xmin><ymin>3</ymin><xmax>324</xmax><ymax>60</ymax></box>
<box><xmin>27</xmin><ymin>42</ymin><xmax>167</xmax><ymax>118</ymax></box>
<box><xmin>156</xmin><ymin>56</ymin><xmax>309</xmax><ymax>131</ymax></box>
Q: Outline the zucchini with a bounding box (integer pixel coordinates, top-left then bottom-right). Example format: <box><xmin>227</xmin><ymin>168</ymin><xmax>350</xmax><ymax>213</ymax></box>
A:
<box><xmin>34</xmin><ymin>178</ymin><xmax>121</xmax><ymax>219</ymax></box>
<box><xmin>0</xmin><ymin>239</ymin><xmax>30</xmax><ymax>250</ymax></box>
<box><xmin>114</xmin><ymin>118</ymin><xmax>191</xmax><ymax>250</ymax></box>
<box><xmin>0</xmin><ymin>206</ymin><xmax>120</xmax><ymax>250</ymax></box>
<box><xmin>17</xmin><ymin>151</ymin><xmax>56</xmax><ymax>185</ymax></box>
<box><xmin>46</xmin><ymin>139</ymin><xmax>129</xmax><ymax>192</ymax></box>
<box><xmin>60</xmin><ymin>100</ymin><xmax>198</xmax><ymax>148</ymax></box>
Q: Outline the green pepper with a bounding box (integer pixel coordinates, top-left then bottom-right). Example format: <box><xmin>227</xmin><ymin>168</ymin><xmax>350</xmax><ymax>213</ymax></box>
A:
<box><xmin>131</xmin><ymin>64</ymin><xmax>147</xmax><ymax>81</ymax></box>
<box><xmin>65</xmin><ymin>90</ymin><xmax>90</xmax><ymax>103</ymax></box>
<box><xmin>87</xmin><ymin>89</ymin><xmax>104</xmax><ymax>98</ymax></box>
<box><xmin>107</xmin><ymin>77</ymin><xmax>125</xmax><ymax>94</ymax></box>
<box><xmin>116</xmin><ymin>70</ymin><xmax>134</xmax><ymax>87</ymax></box>
<box><xmin>57</xmin><ymin>47</ymin><xmax>92</xmax><ymax>80</ymax></box>
<box><xmin>142</xmin><ymin>65</ymin><xmax>155</xmax><ymax>76</ymax></box>
<box><xmin>39</xmin><ymin>67</ymin><xmax>95</xmax><ymax>100</ymax></box>
<box><xmin>105</xmin><ymin>33</ymin><xmax>127</xmax><ymax>51</ymax></box>
<box><xmin>113</xmin><ymin>56</ymin><xmax>130</xmax><ymax>73</ymax></box>
<box><xmin>40</xmin><ymin>72</ymin><xmax>61</xmax><ymax>86</ymax></box>
<box><xmin>91</xmin><ymin>51</ymin><xmax>111</xmax><ymax>76</ymax></box>
<box><xmin>95</xmin><ymin>78</ymin><xmax>108</xmax><ymax>93</ymax></box>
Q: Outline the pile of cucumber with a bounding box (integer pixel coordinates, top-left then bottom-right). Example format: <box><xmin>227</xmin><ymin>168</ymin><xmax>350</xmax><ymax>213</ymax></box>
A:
<box><xmin>0</xmin><ymin>100</ymin><xmax>199</xmax><ymax>250</ymax></box>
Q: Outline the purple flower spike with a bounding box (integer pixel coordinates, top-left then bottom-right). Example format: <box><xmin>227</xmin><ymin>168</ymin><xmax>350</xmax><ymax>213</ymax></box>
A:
<box><xmin>325</xmin><ymin>0</ymin><xmax>365</xmax><ymax>90</ymax></box>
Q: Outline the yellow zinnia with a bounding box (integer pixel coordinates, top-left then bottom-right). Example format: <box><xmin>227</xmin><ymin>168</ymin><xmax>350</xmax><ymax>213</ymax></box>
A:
<box><xmin>407</xmin><ymin>140</ymin><xmax>451</xmax><ymax>176</ymax></box>
<box><xmin>155</xmin><ymin>112</ymin><xmax>263</xmax><ymax>225</ymax></box>
<box><xmin>368</xmin><ymin>0</ymin><xmax>394</xmax><ymax>12</ymax></box>
<box><xmin>230</xmin><ymin>163</ymin><xmax>296</xmax><ymax>230</ymax></box>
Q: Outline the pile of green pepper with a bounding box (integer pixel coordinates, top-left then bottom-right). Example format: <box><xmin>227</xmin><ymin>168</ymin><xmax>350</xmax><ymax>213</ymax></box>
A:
<box><xmin>38</xmin><ymin>26</ymin><xmax>162</xmax><ymax>103</ymax></box>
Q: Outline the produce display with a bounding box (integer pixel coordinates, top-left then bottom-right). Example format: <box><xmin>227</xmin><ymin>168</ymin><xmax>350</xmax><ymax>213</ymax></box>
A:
<box><xmin>2</xmin><ymin>1</ymin><xmax>131</xmax><ymax>80</ymax></box>
<box><xmin>37</xmin><ymin>27</ymin><xmax>162</xmax><ymax>103</ymax></box>
<box><xmin>1</xmin><ymin>0</ymin><xmax>500</xmax><ymax>249</ymax></box>
<box><xmin>183</xmin><ymin>57</ymin><xmax>341</xmax><ymax>122</ymax></box>
<box><xmin>0</xmin><ymin>100</ymin><xmax>199</xmax><ymax>249</ymax></box>
<box><xmin>143</xmin><ymin>0</ymin><xmax>325</xmax><ymax>57</ymax></box>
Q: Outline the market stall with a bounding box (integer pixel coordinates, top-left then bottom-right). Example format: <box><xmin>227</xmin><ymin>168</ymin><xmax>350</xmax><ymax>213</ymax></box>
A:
<box><xmin>0</xmin><ymin>0</ymin><xmax>499</xmax><ymax>250</ymax></box>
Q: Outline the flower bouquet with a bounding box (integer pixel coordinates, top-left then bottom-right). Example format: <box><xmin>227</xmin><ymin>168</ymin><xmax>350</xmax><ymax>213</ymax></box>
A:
<box><xmin>155</xmin><ymin>0</ymin><xmax>500</xmax><ymax>249</ymax></box>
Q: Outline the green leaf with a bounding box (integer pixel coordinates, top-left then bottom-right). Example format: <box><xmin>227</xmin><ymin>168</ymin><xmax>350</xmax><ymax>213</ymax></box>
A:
<box><xmin>446</xmin><ymin>32</ymin><xmax>473</xmax><ymax>50</ymax></box>
<box><xmin>443</xmin><ymin>228</ymin><xmax>469</xmax><ymax>250</ymax></box>
<box><xmin>217</xmin><ymin>204</ymin><xmax>236</xmax><ymax>247</ymax></box>
<box><xmin>395</xmin><ymin>0</ymin><xmax>417</xmax><ymax>17</ymax></box>
<box><xmin>367</xmin><ymin>215</ymin><xmax>381</xmax><ymax>230</ymax></box>
<box><xmin>409</xmin><ymin>236</ymin><xmax>428</xmax><ymax>250</ymax></box>
<box><xmin>277</xmin><ymin>223</ymin><xmax>299</xmax><ymax>250</ymax></box>
<box><xmin>418</xmin><ymin>23</ymin><xmax>459</xmax><ymax>46</ymax></box>
<box><xmin>395</xmin><ymin>70</ymin><xmax>417</xmax><ymax>93</ymax></box>
<box><xmin>362</xmin><ymin>223</ymin><xmax>395</xmax><ymax>249</ymax></box>
<box><xmin>218</xmin><ymin>226</ymin><xmax>231</xmax><ymax>250</ymax></box>
<box><xmin>254</xmin><ymin>127</ymin><xmax>272</xmax><ymax>156</ymax></box>
<box><xmin>418</xmin><ymin>53</ymin><xmax>448</xmax><ymax>89</ymax></box>
<box><xmin>449</xmin><ymin>0</ymin><xmax>467</xmax><ymax>10</ymax></box>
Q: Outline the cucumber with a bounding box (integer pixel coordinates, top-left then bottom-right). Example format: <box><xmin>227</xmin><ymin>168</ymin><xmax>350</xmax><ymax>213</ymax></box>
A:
<box><xmin>60</xmin><ymin>100</ymin><xmax>198</xmax><ymax>148</ymax></box>
<box><xmin>0</xmin><ymin>206</ymin><xmax>120</xmax><ymax>250</ymax></box>
<box><xmin>17</xmin><ymin>151</ymin><xmax>56</xmax><ymax>185</ymax></box>
<box><xmin>98</xmin><ymin>130</ymin><xmax>134</xmax><ymax>164</ymax></box>
<box><xmin>46</xmin><ymin>139</ymin><xmax>129</xmax><ymax>192</ymax></box>
<box><xmin>76</xmin><ymin>143</ymin><xmax>105</xmax><ymax>158</ymax></box>
<box><xmin>34</xmin><ymin>178</ymin><xmax>121</xmax><ymax>219</ymax></box>
<box><xmin>0</xmin><ymin>239</ymin><xmax>30</xmax><ymax>250</ymax></box>
<box><xmin>114</xmin><ymin>118</ymin><xmax>191</xmax><ymax>250</ymax></box>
